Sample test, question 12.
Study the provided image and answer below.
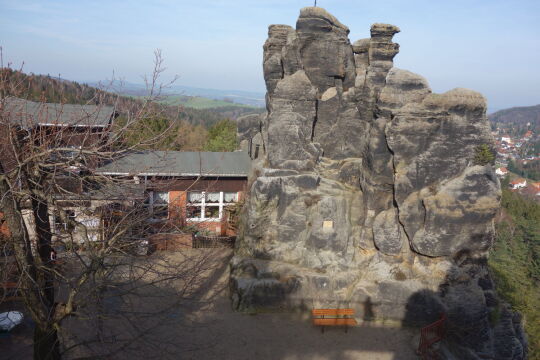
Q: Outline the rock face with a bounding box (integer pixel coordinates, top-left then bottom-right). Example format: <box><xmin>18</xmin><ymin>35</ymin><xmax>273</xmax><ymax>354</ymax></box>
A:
<box><xmin>232</xmin><ymin>7</ymin><xmax>526</xmax><ymax>359</ymax></box>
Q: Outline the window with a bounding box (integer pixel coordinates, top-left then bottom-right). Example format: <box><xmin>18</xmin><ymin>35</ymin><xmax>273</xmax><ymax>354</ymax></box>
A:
<box><xmin>187</xmin><ymin>191</ymin><xmax>238</xmax><ymax>222</ymax></box>
<box><xmin>49</xmin><ymin>146</ymin><xmax>81</xmax><ymax>162</ymax></box>
<box><xmin>54</xmin><ymin>210</ymin><xmax>76</xmax><ymax>232</ymax></box>
<box><xmin>145</xmin><ymin>191</ymin><xmax>169</xmax><ymax>220</ymax></box>
<box><xmin>224</xmin><ymin>192</ymin><xmax>238</xmax><ymax>203</ymax></box>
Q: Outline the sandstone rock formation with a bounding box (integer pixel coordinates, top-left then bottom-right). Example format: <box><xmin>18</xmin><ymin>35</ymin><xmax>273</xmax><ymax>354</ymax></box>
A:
<box><xmin>232</xmin><ymin>7</ymin><xmax>526</xmax><ymax>359</ymax></box>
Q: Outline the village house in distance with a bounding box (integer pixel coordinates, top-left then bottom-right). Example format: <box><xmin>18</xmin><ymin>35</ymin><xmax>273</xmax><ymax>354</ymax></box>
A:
<box><xmin>492</xmin><ymin>124</ymin><xmax>539</xmax><ymax>200</ymax></box>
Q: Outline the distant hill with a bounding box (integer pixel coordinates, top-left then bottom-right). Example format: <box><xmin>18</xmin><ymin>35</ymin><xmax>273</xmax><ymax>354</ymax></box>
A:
<box><xmin>163</xmin><ymin>95</ymin><xmax>255</xmax><ymax>110</ymax></box>
<box><xmin>489</xmin><ymin>104</ymin><xmax>540</xmax><ymax>126</ymax></box>
<box><xmin>1</xmin><ymin>68</ymin><xmax>116</xmax><ymax>105</ymax></box>
<box><xmin>168</xmin><ymin>85</ymin><xmax>265</xmax><ymax>108</ymax></box>
<box><xmin>1</xmin><ymin>69</ymin><xmax>263</xmax><ymax>127</ymax></box>
<box><xmin>88</xmin><ymin>80</ymin><xmax>266</xmax><ymax>108</ymax></box>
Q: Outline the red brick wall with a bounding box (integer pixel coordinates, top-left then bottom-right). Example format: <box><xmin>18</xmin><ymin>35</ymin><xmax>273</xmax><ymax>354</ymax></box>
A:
<box><xmin>169</xmin><ymin>190</ymin><xmax>187</xmax><ymax>223</ymax></box>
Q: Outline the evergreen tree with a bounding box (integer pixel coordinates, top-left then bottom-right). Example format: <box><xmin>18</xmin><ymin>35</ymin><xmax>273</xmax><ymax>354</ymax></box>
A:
<box><xmin>473</xmin><ymin>144</ymin><xmax>495</xmax><ymax>165</ymax></box>
<box><xmin>115</xmin><ymin>115</ymin><xmax>180</xmax><ymax>151</ymax></box>
<box><xmin>204</xmin><ymin>119</ymin><xmax>237</xmax><ymax>152</ymax></box>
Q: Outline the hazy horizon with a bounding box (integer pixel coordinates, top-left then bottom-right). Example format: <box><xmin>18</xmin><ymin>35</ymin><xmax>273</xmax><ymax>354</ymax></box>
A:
<box><xmin>1</xmin><ymin>0</ymin><xmax>539</xmax><ymax>111</ymax></box>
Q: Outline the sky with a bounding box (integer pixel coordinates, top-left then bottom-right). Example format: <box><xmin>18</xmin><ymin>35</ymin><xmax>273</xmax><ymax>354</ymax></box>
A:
<box><xmin>1</xmin><ymin>0</ymin><xmax>539</xmax><ymax>112</ymax></box>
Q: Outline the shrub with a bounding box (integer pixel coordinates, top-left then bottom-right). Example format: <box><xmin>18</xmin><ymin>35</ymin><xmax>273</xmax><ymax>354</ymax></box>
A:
<box><xmin>473</xmin><ymin>144</ymin><xmax>495</xmax><ymax>165</ymax></box>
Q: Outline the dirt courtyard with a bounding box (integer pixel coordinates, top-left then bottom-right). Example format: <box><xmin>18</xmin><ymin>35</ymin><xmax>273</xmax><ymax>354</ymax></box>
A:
<box><xmin>1</xmin><ymin>249</ymin><xmax>419</xmax><ymax>360</ymax></box>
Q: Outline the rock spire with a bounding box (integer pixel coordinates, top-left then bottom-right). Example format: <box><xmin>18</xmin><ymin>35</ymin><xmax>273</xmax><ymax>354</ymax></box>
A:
<box><xmin>233</xmin><ymin>7</ymin><xmax>526</xmax><ymax>359</ymax></box>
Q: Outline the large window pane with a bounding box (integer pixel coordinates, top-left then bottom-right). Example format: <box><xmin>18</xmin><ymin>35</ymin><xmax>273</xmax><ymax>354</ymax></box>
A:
<box><xmin>224</xmin><ymin>192</ymin><xmax>238</xmax><ymax>203</ymax></box>
<box><xmin>187</xmin><ymin>206</ymin><xmax>202</xmax><ymax>219</ymax></box>
<box><xmin>153</xmin><ymin>204</ymin><xmax>168</xmax><ymax>219</ymax></box>
<box><xmin>206</xmin><ymin>192</ymin><xmax>220</xmax><ymax>203</ymax></box>
<box><xmin>205</xmin><ymin>206</ymin><xmax>220</xmax><ymax>219</ymax></box>
<box><xmin>55</xmin><ymin>210</ymin><xmax>76</xmax><ymax>232</ymax></box>
<box><xmin>153</xmin><ymin>191</ymin><xmax>169</xmax><ymax>204</ymax></box>
<box><xmin>188</xmin><ymin>191</ymin><xmax>203</xmax><ymax>203</ymax></box>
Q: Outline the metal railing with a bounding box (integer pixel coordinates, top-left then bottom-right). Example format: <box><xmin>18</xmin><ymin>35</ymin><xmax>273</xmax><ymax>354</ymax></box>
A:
<box><xmin>417</xmin><ymin>313</ymin><xmax>446</xmax><ymax>360</ymax></box>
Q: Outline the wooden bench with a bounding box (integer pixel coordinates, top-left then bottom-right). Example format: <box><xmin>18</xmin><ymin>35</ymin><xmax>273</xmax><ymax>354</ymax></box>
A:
<box><xmin>312</xmin><ymin>308</ymin><xmax>358</xmax><ymax>333</ymax></box>
<box><xmin>1</xmin><ymin>282</ymin><xmax>21</xmax><ymax>301</ymax></box>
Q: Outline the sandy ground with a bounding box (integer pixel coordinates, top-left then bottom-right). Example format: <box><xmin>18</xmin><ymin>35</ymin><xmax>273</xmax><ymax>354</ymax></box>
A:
<box><xmin>0</xmin><ymin>249</ymin><xmax>419</xmax><ymax>360</ymax></box>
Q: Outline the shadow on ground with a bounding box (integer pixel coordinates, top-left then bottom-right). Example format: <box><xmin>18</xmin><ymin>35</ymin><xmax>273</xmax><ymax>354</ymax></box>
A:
<box><xmin>1</xmin><ymin>249</ymin><xmax>431</xmax><ymax>360</ymax></box>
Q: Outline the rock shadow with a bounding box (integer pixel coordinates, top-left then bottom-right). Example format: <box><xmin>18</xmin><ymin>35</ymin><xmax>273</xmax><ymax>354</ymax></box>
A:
<box><xmin>401</xmin><ymin>258</ymin><xmax>527</xmax><ymax>360</ymax></box>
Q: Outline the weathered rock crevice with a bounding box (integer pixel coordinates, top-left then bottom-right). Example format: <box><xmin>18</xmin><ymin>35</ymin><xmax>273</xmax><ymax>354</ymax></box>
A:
<box><xmin>233</xmin><ymin>7</ymin><xmax>525</xmax><ymax>359</ymax></box>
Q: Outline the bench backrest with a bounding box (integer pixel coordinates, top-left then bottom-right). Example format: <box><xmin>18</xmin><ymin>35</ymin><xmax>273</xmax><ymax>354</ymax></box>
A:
<box><xmin>312</xmin><ymin>308</ymin><xmax>355</xmax><ymax>316</ymax></box>
<box><xmin>1</xmin><ymin>282</ymin><xmax>18</xmax><ymax>289</ymax></box>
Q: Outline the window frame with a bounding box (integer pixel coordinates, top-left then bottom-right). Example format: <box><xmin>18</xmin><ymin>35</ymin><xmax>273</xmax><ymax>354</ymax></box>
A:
<box><xmin>54</xmin><ymin>209</ymin><xmax>77</xmax><ymax>233</ymax></box>
<box><xmin>145</xmin><ymin>191</ymin><xmax>170</xmax><ymax>221</ymax></box>
<box><xmin>186</xmin><ymin>191</ymin><xmax>237</xmax><ymax>222</ymax></box>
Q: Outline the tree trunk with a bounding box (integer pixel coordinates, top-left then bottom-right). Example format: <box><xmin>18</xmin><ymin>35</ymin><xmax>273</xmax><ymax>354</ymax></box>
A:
<box><xmin>34</xmin><ymin>325</ymin><xmax>61</xmax><ymax>360</ymax></box>
<box><xmin>1</xmin><ymin>162</ymin><xmax>60</xmax><ymax>360</ymax></box>
<box><xmin>32</xmin><ymin>197</ymin><xmax>55</xmax><ymax>305</ymax></box>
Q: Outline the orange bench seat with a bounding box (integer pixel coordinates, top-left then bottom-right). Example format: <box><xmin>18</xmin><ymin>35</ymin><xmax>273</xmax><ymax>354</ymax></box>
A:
<box><xmin>313</xmin><ymin>318</ymin><xmax>358</xmax><ymax>326</ymax></box>
<box><xmin>312</xmin><ymin>308</ymin><xmax>358</xmax><ymax>332</ymax></box>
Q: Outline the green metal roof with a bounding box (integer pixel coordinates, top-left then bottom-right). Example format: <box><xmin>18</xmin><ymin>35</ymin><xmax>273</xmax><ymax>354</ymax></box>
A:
<box><xmin>95</xmin><ymin>151</ymin><xmax>251</xmax><ymax>177</ymax></box>
<box><xmin>3</xmin><ymin>97</ymin><xmax>115</xmax><ymax>127</ymax></box>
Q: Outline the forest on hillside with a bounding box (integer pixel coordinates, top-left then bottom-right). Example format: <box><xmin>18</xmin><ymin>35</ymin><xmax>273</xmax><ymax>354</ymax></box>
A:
<box><xmin>489</xmin><ymin>104</ymin><xmax>540</xmax><ymax>138</ymax></box>
<box><xmin>490</xmin><ymin>105</ymin><xmax>540</xmax><ymax>128</ymax></box>
<box><xmin>490</xmin><ymin>184</ymin><xmax>540</xmax><ymax>359</ymax></box>
<box><xmin>0</xmin><ymin>68</ymin><xmax>263</xmax><ymax>151</ymax></box>
<box><xmin>508</xmin><ymin>159</ymin><xmax>540</xmax><ymax>181</ymax></box>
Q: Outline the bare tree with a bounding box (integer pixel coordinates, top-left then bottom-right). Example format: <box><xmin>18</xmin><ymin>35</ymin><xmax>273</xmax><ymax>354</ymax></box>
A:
<box><xmin>0</xmin><ymin>52</ymin><xmax>228</xmax><ymax>360</ymax></box>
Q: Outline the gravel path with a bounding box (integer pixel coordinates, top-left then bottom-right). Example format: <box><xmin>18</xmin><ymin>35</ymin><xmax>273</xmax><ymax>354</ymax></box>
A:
<box><xmin>167</xmin><ymin>249</ymin><xmax>419</xmax><ymax>360</ymax></box>
<box><xmin>0</xmin><ymin>249</ymin><xmax>419</xmax><ymax>359</ymax></box>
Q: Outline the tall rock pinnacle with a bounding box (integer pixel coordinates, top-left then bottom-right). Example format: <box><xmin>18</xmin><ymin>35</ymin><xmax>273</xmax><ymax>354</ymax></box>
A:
<box><xmin>233</xmin><ymin>7</ymin><xmax>526</xmax><ymax>359</ymax></box>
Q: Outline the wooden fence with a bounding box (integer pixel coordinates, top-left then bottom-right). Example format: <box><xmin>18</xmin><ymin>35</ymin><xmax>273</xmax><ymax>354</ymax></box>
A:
<box><xmin>192</xmin><ymin>234</ymin><xmax>235</xmax><ymax>249</ymax></box>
